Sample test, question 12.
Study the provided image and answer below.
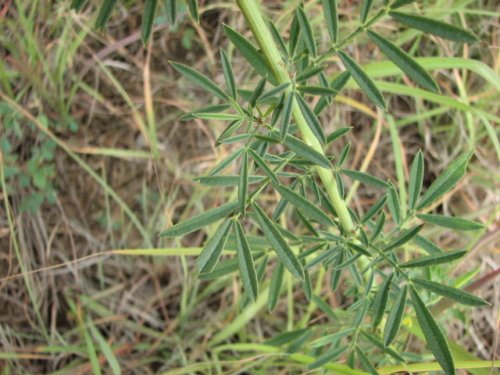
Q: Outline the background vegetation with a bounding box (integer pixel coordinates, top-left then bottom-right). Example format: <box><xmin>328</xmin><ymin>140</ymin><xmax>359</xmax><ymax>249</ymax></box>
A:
<box><xmin>0</xmin><ymin>0</ymin><xmax>498</xmax><ymax>373</ymax></box>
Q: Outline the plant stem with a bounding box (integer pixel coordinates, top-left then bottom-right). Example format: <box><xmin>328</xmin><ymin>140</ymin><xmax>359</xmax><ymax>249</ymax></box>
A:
<box><xmin>236</xmin><ymin>0</ymin><xmax>355</xmax><ymax>234</ymax></box>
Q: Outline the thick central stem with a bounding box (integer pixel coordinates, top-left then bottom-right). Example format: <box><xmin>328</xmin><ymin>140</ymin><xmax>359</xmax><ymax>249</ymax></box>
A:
<box><xmin>236</xmin><ymin>0</ymin><xmax>355</xmax><ymax>233</ymax></box>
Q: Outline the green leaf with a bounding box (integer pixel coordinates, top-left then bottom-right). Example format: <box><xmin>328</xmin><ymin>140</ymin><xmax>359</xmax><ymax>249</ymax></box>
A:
<box><xmin>410</xmin><ymin>287</ymin><xmax>455</xmax><ymax>375</ymax></box>
<box><xmin>295</xmin><ymin>65</ymin><xmax>325</xmax><ymax>82</ymax></box>
<box><xmin>372</xmin><ymin>273</ymin><xmax>393</xmax><ymax>329</ymax></box>
<box><xmin>186</xmin><ymin>0</ymin><xmax>199</xmax><ymax>22</ymax></box>
<box><xmin>268</xmin><ymin>262</ymin><xmax>284</xmax><ymax>311</ymax></box>
<box><xmin>216</xmin><ymin>119</ymin><xmax>244</xmax><ymax>145</ymax></box>
<box><xmin>360</xmin><ymin>330</ymin><xmax>406</xmax><ymax>363</ymax></box>
<box><xmin>296</xmin><ymin>95</ymin><xmax>327</xmax><ymax>145</ymax></box>
<box><xmin>197</xmin><ymin>220</ymin><xmax>233</xmax><ymax>273</ymax></box>
<box><xmin>390</xmin><ymin>11</ymin><xmax>478</xmax><ymax>44</ymax></box>
<box><xmin>280</xmin><ymin>92</ymin><xmax>294</xmax><ymax>141</ymax></box>
<box><xmin>302</xmin><ymin>267</ymin><xmax>313</xmax><ymax>301</ymax></box>
<box><xmin>196</xmin><ymin>175</ymin><xmax>264</xmax><ymax>187</ymax></box>
<box><xmin>170</xmin><ymin>62</ymin><xmax>228</xmax><ymax>100</ymax></box>
<box><xmin>387</xmin><ymin>182</ymin><xmax>401</xmax><ymax>224</ymax></box>
<box><xmin>338</xmin><ymin>51</ymin><xmax>386</xmax><ymax>109</ymax></box>
<box><xmin>209</xmin><ymin>148</ymin><xmax>244</xmax><ymax>176</ymax></box>
<box><xmin>339</xmin><ymin>143</ymin><xmax>351</xmax><ymax>166</ymax></box>
<box><xmin>193</xmin><ymin>112</ymin><xmax>243</xmax><ymax>121</ymax></box>
<box><xmin>248</xmin><ymin>149</ymin><xmax>279</xmax><ymax>185</ymax></box>
<box><xmin>408</xmin><ymin>150</ymin><xmax>424</xmax><ymax>210</ymax></box>
<box><xmin>360</xmin><ymin>0</ymin><xmax>373</xmax><ymax>23</ymax></box>
<box><xmin>371</xmin><ymin>212</ymin><xmax>385</xmax><ymax>242</ymax></box>
<box><xmin>384</xmin><ymin>285</ymin><xmax>407</xmax><ymax>346</ymax></box>
<box><xmin>413</xmin><ymin>234</ymin><xmax>443</xmax><ymax>254</ymax></box>
<box><xmin>309</xmin><ymin>327</ymin><xmax>355</xmax><ymax>348</ymax></box>
<box><xmin>400</xmin><ymin>249</ymin><xmax>467</xmax><ymax>268</ymax></box>
<box><xmin>259</xmin><ymin>83</ymin><xmax>291</xmax><ymax>103</ymax></box>
<box><xmin>250</xmin><ymin>76</ymin><xmax>267</xmax><ymax>107</ymax></box>
<box><xmin>239</xmin><ymin>152</ymin><xmax>249</xmax><ymax>216</ymax></box>
<box><xmin>356</xmin><ymin>346</ymin><xmax>379</xmax><ymax>375</ymax></box>
<box><xmin>330</xmin><ymin>252</ymin><xmax>344</xmax><ymax>290</ymax></box>
<box><xmin>289</xmin><ymin>14</ymin><xmax>301</xmax><ymax>57</ymax></box>
<box><xmin>159</xmin><ymin>201</ymin><xmax>238</xmax><ymax>237</ymax></box>
<box><xmin>412</xmin><ymin>278</ymin><xmax>489</xmax><ymax>306</ymax></box>
<box><xmin>180</xmin><ymin>104</ymin><xmax>231</xmax><ymax>121</ymax></box>
<box><xmin>298</xmin><ymin>85</ymin><xmax>339</xmax><ymax>96</ymax></box>
<box><xmin>220</xmin><ymin>50</ymin><xmax>237</xmax><ymax>99</ymax></box>
<box><xmin>235</xmin><ymin>221</ymin><xmax>259</xmax><ymax>301</ymax></box>
<box><xmin>390</xmin><ymin>0</ymin><xmax>417</xmax><ymax>8</ymax></box>
<box><xmin>322</xmin><ymin>0</ymin><xmax>338</xmax><ymax>43</ymax></box>
<box><xmin>223</xmin><ymin>25</ymin><xmax>277</xmax><ymax>84</ymax></box>
<box><xmin>252</xmin><ymin>203</ymin><xmax>304</xmax><ymax>279</ymax></box>
<box><xmin>71</xmin><ymin>0</ymin><xmax>87</xmax><ymax>12</ymax></box>
<box><xmin>141</xmin><ymin>0</ymin><xmax>158</xmax><ymax>44</ymax></box>
<box><xmin>341</xmin><ymin>169</ymin><xmax>388</xmax><ymax>188</ymax></box>
<box><xmin>273</xmin><ymin>184</ymin><xmax>334</xmax><ymax>226</ymax></box>
<box><xmin>315</xmin><ymin>71</ymin><xmax>351</xmax><ymax>114</ymax></box>
<box><xmin>308</xmin><ymin>346</ymin><xmax>347</xmax><ymax>370</ymax></box>
<box><xmin>384</xmin><ymin>224</ymin><xmax>423</xmax><ymax>251</ymax></box>
<box><xmin>296</xmin><ymin>7</ymin><xmax>317</xmax><ymax>57</ymax></box>
<box><xmin>284</xmin><ymin>135</ymin><xmax>332</xmax><ymax>169</ymax></box>
<box><xmin>268</xmin><ymin>21</ymin><xmax>288</xmax><ymax>57</ymax></box>
<box><xmin>367</xmin><ymin>31</ymin><xmax>439</xmax><ymax>92</ymax></box>
<box><xmin>417</xmin><ymin>214</ymin><xmax>484</xmax><ymax>231</ymax></box>
<box><xmin>326</xmin><ymin>127</ymin><xmax>351</xmax><ymax>144</ymax></box>
<box><xmin>416</xmin><ymin>153</ymin><xmax>471</xmax><ymax>210</ymax></box>
<box><xmin>164</xmin><ymin>0</ymin><xmax>176</xmax><ymax>24</ymax></box>
<box><xmin>347</xmin><ymin>242</ymin><xmax>372</xmax><ymax>257</ymax></box>
<box><xmin>95</xmin><ymin>0</ymin><xmax>118</xmax><ymax>29</ymax></box>
<box><xmin>362</xmin><ymin>195</ymin><xmax>387</xmax><ymax>223</ymax></box>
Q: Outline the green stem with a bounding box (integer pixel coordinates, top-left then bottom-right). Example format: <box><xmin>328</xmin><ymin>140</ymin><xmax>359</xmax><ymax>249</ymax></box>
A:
<box><xmin>236</xmin><ymin>0</ymin><xmax>355</xmax><ymax>234</ymax></box>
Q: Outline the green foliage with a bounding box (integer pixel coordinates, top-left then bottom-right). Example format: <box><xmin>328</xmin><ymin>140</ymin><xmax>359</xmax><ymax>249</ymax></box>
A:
<box><xmin>72</xmin><ymin>1</ymin><xmax>489</xmax><ymax>374</ymax></box>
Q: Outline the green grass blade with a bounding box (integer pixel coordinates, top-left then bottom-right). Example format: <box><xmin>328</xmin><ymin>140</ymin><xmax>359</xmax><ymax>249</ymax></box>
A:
<box><xmin>88</xmin><ymin>320</ymin><xmax>122</xmax><ymax>375</ymax></box>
